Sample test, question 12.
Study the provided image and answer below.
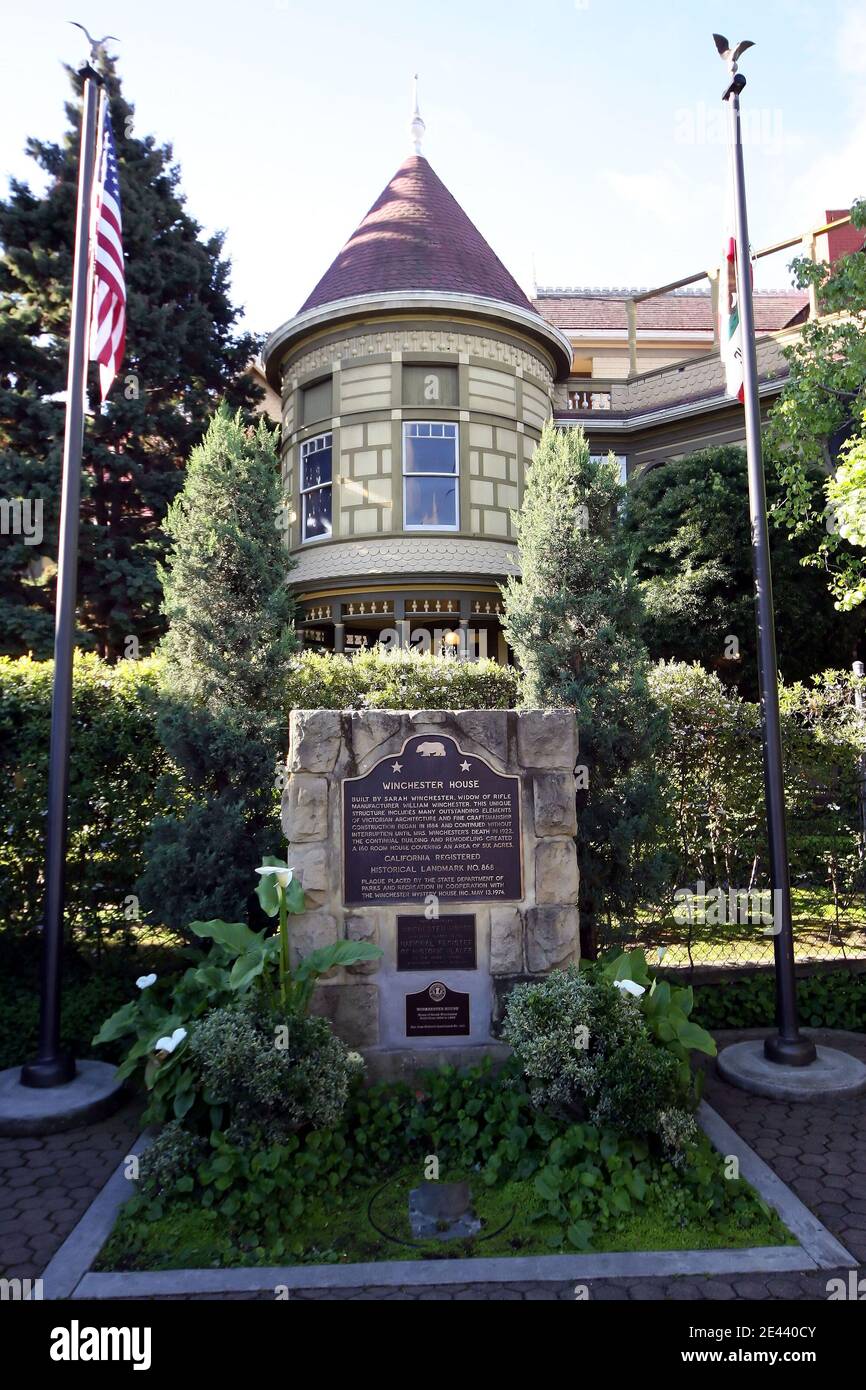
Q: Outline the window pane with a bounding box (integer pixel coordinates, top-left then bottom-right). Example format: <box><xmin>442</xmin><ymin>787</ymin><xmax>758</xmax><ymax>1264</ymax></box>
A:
<box><xmin>302</xmin><ymin>445</ymin><xmax>332</xmax><ymax>491</ymax></box>
<box><xmin>303</xmin><ymin>486</ymin><xmax>332</xmax><ymax>539</ymax></box>
<box><xmin>405</xmin><ymin>475</ymin><xmax>457</xmax><ymax>528</ymax></box>
<box><xmin>404</xmin><ymin>432</ymin><xmax>457</xmax><ymax>474</ymax></box>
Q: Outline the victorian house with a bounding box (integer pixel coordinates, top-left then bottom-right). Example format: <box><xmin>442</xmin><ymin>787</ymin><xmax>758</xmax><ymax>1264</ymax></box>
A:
<box><xmin>260</xmin><ymin>100</ymin><xmax>859</xmax><ymax>659</ymax></box>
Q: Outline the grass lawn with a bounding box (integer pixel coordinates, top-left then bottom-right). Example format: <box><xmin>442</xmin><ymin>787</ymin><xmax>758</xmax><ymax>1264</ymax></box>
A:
<box><xmin>614</xmin><ymin>886</ymin><xmax>866</xmax><ymax>969</ymax></box>
<box><xmin>96</xmin><ymin>1164</ymin><xmax>793</xmax><ymax>1272</ymax></box>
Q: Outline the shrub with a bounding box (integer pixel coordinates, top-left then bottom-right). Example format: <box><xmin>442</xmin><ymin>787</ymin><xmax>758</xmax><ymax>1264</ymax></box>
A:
<box><xmin>138</xmin><ymin>408</ymin><xmax>297</xmax><ymax>931</ymax></box>
<box><xmin>692</xmin><ymin>968</ymin><xmax>866</xmax><ymax>1032</ymax></box>
<box><xmin>189</xmin><ymin>999</ymin><xmax>357</xmax><ymax>1144</ymax></box>
<box><xmin>0</xmin><ymin>653</ymin><xmax>173</xmax><ymax>944</ymax></box>
<box><xmin>647</xmin><ymin>661</ymin><xmax>864</xmax><ymax>896</ymax></box>
<box><xmin>501</xmin><ymin>966</ymin><xmax>688</xmax><ymax>1148</ymax></box>
<box><xmin>284</xmin><ymin>647</ymin><xmax>520</xmax><ymax>711</ymax></box>
<box><xmin>138</xmin><ymin>1122</ymin><xmax>209</xmax><ymax>1199</ymax></box>
<box><xmin>502</xmin><ymin>423</ymin><xmax>670</xmax><ymax>955</ymax></box>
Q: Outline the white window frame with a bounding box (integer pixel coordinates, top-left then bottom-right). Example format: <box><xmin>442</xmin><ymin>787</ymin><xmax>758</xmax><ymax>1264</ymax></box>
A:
<box><xmin>300</xmin><ymin>432</ymin><xmax>333</xmax><ymax>544</ymax></box>
<box><xmin>402</xmin><ymin>421</ymin><xmax>460</xmax><ymax>532</ymax></box>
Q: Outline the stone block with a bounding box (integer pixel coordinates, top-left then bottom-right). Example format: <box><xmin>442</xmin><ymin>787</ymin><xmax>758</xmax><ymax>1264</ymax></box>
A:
<box><xmin>285</xmin><ymin>843</ymin><xmax>328</xmax><ymax>905</ymax></box>
<box><xmin>517</xmin><ymin>710</ymin><xmax>577</xmax><ymax>769</ymax></box>
<box><xmin>490</xmin><ymin>906</ymin><xmax>523</xmax><ymax>975</ymax></box>
<box><xmin>310</xmin><ymin>983</ymin><xmax>379</xmax><ymax>1047</ymax></box>
<box><xmin>455</xmin><ymin>709</ymin><xmax>509</xmax><ymax>768</ymax></box>
<box><xmin>282</xmin><ymin>773</ymin><xmax>328</xmax><ymax>841</ymax></box>
<box><xmin>289</xmin><ymin>911</ymin><xmax>338</xmax><ymax>969</ymax></box>
<box><xmin>345</xmin><ymin>912</ymin><xmax>381</xmax><ymax>975</ymax></box>
<box><xmin>289</xmin><ymin>709</ymin><xmax>342</xmax><ymax>774</ymax></box>
<box><xmin>533</xmin><ymin>772</ymin><xmax>578</xmax><ymax>836</ymax></box>
<box><xmin>525</xmin><ymin>905</ymin><xmax>579</xmax><ymax>972</ymax></box>
<box><xmin>535</xmin><ymin>839</ymin><xmax>579</xmax><ymax>906</ymax></box>
<box><xmin>350</xmin><ymin>711</ymin><xmax>403</xmax><ymax>764</ymax></box>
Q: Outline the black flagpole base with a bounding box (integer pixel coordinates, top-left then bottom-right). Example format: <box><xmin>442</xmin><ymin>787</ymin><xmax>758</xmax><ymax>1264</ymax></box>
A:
<box><xmin>19</xmin><ymin>1053</ymin><xmax>77</xmax><ymax>1088</ymax></box>
<box><xmin>763</xmin><ymin>1033</ymin><xmax>818</xmax><ymax>1067</ymax></box>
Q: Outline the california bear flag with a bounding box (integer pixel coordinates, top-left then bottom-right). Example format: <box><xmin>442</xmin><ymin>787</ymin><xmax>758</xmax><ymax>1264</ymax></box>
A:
<box><xmin>720</xmin><ymin>232</ymin><xmax>745</xmax><ymax>403</ymax></box>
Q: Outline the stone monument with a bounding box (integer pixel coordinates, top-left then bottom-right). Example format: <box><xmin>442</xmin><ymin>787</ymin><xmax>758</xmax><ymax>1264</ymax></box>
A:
<box><xmin>282</xmin><ymin>707</ymin><xmax>579</xmax><ymax>1080</ymax></box>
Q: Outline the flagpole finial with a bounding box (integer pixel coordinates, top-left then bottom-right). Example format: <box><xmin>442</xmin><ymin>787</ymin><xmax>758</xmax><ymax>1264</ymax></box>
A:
<box><xmin>712</xmin><ymin>33</ymin><xmax>754</xmax><ymax>75</ymax></box>
<box><xmin>68</xmin><ymin>21</ymin><xmax>120</xmax><ymax>67</ymax></box>
<box><xmin>410</xmin><ymin>74</ymin><xmax>426</xmax><ymax>156</ymax></box>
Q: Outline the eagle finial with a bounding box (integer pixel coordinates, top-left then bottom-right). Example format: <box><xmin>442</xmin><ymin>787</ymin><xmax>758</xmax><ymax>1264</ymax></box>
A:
<box><xmin>69</xmin><ymin>21</ymin><xmax>120</xmax><ymax>66</ymax></box>
<box><xmin>713</xmin><ymin>33</ymin><xmax>755</xmax><ymax>73</ymax></box>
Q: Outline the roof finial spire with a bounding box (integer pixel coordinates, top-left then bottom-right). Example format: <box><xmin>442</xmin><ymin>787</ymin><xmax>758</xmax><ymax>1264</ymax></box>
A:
<box><xmin>410</xmin><ymin>73</ymin><xmax>425</xmax><ymax>156</ymax></box>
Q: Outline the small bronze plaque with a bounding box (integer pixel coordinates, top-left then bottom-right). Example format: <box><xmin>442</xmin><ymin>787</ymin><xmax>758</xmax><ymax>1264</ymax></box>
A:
<box><xmin>405</xmin><ymin>981</ymin><xmax>470</xmax><ymax>1037</ymax></box>
<box><xmin>397</xmin><ymin>914</ymin><xmax>477</xmax><ymax>972</ymax></box>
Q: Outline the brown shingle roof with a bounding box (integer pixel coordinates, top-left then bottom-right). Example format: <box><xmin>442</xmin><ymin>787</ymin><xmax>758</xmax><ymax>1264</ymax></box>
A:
<box><xmin>535</xmin><ymin>290</ymin><xmax>808</xmax><ymax>333</ymax></box>
<box><xmin>299</xmin><ymin>155</ymin><xmax>534</xmax><ymax>315</ymax></box>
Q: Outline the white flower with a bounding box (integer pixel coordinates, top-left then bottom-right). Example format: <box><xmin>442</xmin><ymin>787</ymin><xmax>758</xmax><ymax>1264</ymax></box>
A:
<box><xmin>346</xmin><ymin>1050</ymin><xmax>364</xmax><ymax>1068</ymax></box>
<box><xmin>155</xmin><ymin>1027</ymin><xmax>187</xmax><ymax>1055</ymax></box>
<box><xmin>613</xmin><ymin>978</ymin><xmax>646</xmax><ymax>998</ymax></box>
<box><xmin>136</xmin><ymin>973</ymin><xmax>157</xmax><ymax>990</ymax></box>
<box><xmin>255</xmin><ymin>865</ymin><xmax>294</xmax><ymax>890</ymax></box>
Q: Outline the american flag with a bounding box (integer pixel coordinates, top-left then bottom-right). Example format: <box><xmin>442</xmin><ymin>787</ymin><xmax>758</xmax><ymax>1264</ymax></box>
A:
<box><xmin>89</xmin><ymin>96</ymin><xmax>126</xmax><ymax>401</ymax></box>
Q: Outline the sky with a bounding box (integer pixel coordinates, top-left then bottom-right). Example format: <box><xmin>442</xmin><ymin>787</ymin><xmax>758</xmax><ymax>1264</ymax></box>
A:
<box><xmin>1</xmin><ymin>0</ymin><xmax>865</xmax><ymax>339</ymax></box>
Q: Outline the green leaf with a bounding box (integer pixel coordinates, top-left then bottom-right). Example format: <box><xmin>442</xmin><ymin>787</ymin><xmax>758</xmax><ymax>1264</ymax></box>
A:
<box><xmin>254</xmin><ymin>858</ymin><xmax>284</xmax><ymax>917</ymax></box>
<box><xmin>567</xmin><ymin>1221</ymin><xmax>594</xmax><ymax>1251</ymax></box>
<box><xmin>92</xmin><ymin>999</ymin><xmax>140</xmax><ymax>1046</ymax></box>
<box><xmin>675</xmin><ymin>1020</ymin><xmax>717</xmax><ymax>1055</ymax></box>
<box><xmin>534</xmin><ymin>1167</ymin><xmax>562</xmax><ymax>1202</ymax></box>
<box><xmin>230</xmin><ymin>947</ymin><xmax>268</xmax><ymax>991</ymax></box>
<box><xmin>189</xmin><ymin>919</ymin><xmax>262</xmax><ymax>959</ymax></box>
<box><xmin>295</xmin><ymin>940</ymin><xmax>383</xmax><ymax>981</ymax></box>
<box><xmin>284</xmin><ymin>876</ymin><xmax>306</xmax><ymax>915</ymax></box>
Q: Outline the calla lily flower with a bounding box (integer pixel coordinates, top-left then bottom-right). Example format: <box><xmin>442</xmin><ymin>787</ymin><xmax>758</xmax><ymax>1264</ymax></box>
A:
<box><xmin>155</xmin><ymin>1027</ymin><xmax>186</xmax><ymax>1054</ymax></box>
<box><xmin>614</xmin><ymin>978</ymin><xmax>646</xmax><ymax>998</ymax></box>
<box><xmin>255</xmin><ymin>865</ymin><xmax>294</xmax><ymax>890</ymax></box>
<box><xmin>136</xmin><ymin>973</ymin><xmax>157</xmax><ymax>990</ymax></box>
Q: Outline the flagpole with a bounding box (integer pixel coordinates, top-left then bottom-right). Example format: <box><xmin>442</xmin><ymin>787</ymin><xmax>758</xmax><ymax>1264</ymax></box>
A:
<box><xmin>721</xmin><ymin>50</ymin><xmax>816</xmax><ymax>1066</ymax></box>
<box><xmin>20</xmin><ymin>62</ymin><xmax>103</xmax><ymax>1088</ymax></box>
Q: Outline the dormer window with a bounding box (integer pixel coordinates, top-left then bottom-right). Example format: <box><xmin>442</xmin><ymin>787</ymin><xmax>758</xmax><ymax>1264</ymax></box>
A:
<box><xmin>300</xmin><ymin>432</ymin><xmax>332</xmax><ymax>542</ymax></box>
<box><xmin>403</xmin><ymin>422</ymin><xmax>459</xmax><ymax>530</ymax></box>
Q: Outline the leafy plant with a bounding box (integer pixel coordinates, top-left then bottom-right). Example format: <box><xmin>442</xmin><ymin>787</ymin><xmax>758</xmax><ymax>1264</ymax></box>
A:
<box><xmin>93</xmin><ymin>861</ymin><xmax>382</xmax><ymax>1122</ymax></box>
<box><xmin>595</xmin><ymin>947</ymin><xmax>717</xmax><ymax>1090</ymax></box>
<box><xmin>501</xmin><ymin>963</ymin><xmax>699</xmax><ymax>1146</ymax></box>
<box><xmin>192</xmin><ymin>858</ymin><xmax>382</xmax><ymax>1014</ymax></box>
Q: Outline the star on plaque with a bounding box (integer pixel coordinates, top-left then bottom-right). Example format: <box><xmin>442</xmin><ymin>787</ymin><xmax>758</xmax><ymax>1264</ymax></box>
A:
<box><xmin>391</xmin><ymin>761</ymin><xmax>403</xmax><ymax>772</ymax></box>
<box><xmin>460</xmin><ymin>760</ymin><xmax>471</xmax><ymax>771</ymax></box>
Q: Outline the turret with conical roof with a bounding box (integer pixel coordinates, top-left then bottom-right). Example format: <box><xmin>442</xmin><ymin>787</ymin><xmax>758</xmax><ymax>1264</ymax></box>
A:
<box><xmin>263</xmin><ymin>100</ymin><xmax>570</xmax><ymax>662</ymax></box>
<box><xmin>298</xmin><ymin>154</ymin><xmax>536</xmax><ymax>318</ymax></box>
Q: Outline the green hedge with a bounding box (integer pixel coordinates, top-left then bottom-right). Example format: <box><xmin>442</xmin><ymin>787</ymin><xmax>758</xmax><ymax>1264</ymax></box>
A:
<box><xmin>648</xmin><ymin>662</ymin><xmax>863</xmax><ymax>890</ymax></box>
<box><xmin>0</xmin><ymin>654</ymin><xmax>175</xmax><ymax>944</ymax></box>
<box><xmin>0</xmin><ymin>650</ymin><xmax>519</xmax><ymax>952</ymax></box>
<box><xmin>284</xmin><ymin>648</ymin><xmax>521</xmax><ymax>710</ymax></box>
<box><xmin>692</xmin><ymin>969</ymin><xmax>866</xmax><ymax>1032</ymax></box>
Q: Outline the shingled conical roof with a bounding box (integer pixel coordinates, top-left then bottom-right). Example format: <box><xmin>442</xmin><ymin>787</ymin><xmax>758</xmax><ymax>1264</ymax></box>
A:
<box><xmin>299</xmin><ymin>155</ymin><xmax>534</xmax><ymax>315</ymax></box>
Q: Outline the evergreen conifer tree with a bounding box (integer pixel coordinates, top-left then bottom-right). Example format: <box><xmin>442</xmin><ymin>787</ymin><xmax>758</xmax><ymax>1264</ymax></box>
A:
<box><xmin>0</xmin><ymin>53</ymin><xmax>260</xmax><ymax>658</ymax></box>
<box><xmin>502</xmin><ymin>423</ymin><xmax>669</xmax><ymax>956</ymax></box>
<box><xmin>138</xmin><ymin>406</ymin><xmax>296</xmax><ymax>930</ymax></box>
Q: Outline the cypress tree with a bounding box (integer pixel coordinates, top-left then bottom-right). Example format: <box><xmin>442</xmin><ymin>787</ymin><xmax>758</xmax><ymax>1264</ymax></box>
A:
<box><xmin>502</xmin><ymin>422</ymin><xmax>669</xmax><ymax>957</ymax></box>
<box><xmin>138</xmin><ymin>406</ymin><xmax>296</xmax><ymax>931</ymax></box>
<box><xmin>0</xmin><ymin>53</ymin><xmax>260</xmax><ymax>658</ymax></box>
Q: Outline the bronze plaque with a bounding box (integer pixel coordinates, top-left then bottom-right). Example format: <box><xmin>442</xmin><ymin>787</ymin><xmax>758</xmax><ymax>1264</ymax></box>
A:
<box><xmin>397</xmin><ymin>914</ymin><xmax>477</xmax><ymax>972</ymax></box>
<box><xmin>405</xmin><ymin>980</ymin><xmax>470</xmax><ymax>1037</ymax></box>
<box><xmin>343</xmin><ymin>734</ymin><xmax>522</xmax><ymax>905</ymax></box>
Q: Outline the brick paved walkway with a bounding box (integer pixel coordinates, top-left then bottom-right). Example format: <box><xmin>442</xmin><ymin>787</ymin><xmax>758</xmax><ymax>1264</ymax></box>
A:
<box><xmin>0</xmin><ymin>1098</ymin><xmax>141</xmax><ymax>1286</ymax></box>
<box><xmin>1</xmin><ymin>1030</ymin><xmax>862</xmax><ymax>1300</ymax></box>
